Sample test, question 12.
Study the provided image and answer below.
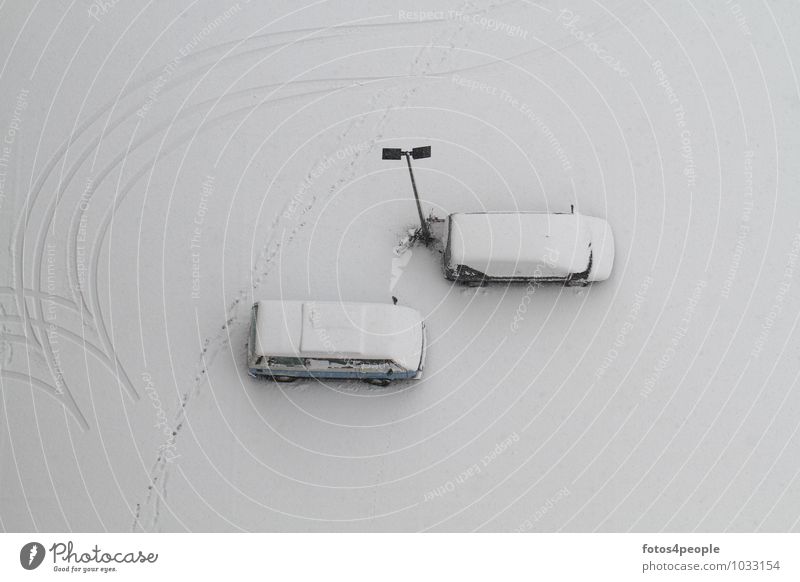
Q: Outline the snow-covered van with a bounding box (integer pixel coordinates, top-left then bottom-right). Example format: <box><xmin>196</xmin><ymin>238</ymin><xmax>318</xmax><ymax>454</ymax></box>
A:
<box><xmin>248</xmin><ymin>300</ymin><xmax>426</xmax><ymax>385</ymax></box>
<box><xmin>443</xmin><ymin>211</ymin><xmax>614</xmax><ymax>285</ymax></box>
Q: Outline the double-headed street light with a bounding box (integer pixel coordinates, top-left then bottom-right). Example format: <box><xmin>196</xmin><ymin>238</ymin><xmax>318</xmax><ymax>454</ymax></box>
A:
<box><xmin>382</xmin><ymin>145</ymin><xmax>432</xmax><ymax>243</ymax></box>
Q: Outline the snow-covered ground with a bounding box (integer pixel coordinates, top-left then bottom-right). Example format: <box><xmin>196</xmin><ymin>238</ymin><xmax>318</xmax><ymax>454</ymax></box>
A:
<box><xmin>2</xmin><ymin>0</ymin><xmax>800</xmax><ymax>532</ymax></box>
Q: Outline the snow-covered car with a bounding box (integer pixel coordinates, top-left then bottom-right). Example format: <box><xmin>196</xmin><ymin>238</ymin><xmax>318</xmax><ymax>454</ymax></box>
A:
<box><xmin>443</xmin><ymin>211</ymin><xmax>614</xmax><ymax>286</ymax></box>
<box><xmin>247</xmin><ymin>300</ymin><xmax>426</xmax><ymax>385</ymax></box>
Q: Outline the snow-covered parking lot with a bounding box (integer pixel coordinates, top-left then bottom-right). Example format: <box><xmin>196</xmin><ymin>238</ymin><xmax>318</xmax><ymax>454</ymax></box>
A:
<box><xmin>2</xmin><ymin>0</ymin><xmax>800</xmax><ymax>532</ymax></box>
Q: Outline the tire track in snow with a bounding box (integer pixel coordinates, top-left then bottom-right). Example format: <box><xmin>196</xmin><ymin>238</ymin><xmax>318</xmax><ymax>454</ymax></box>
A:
<box><xmin>0</xmin><ymin>304</ymin><xmax>14</xmax><ymax>367</ymax></box>
<box><xmin>0</xmin><ymin>370</ymin><xmax>89</xmax><ymax>430</ymax></box>
<box><xmin>0</xmin><ymin>313</ymin><xmax>123</xmax><ymax>379</ymax></box>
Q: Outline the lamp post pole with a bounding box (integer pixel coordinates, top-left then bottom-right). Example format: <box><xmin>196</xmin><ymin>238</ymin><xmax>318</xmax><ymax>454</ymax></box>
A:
<box><xmin>382</xmin><ymin>145</ymin><xmax>432</xmax><ymax>244</ymax></box>
<box><xmin>403</xmin><ymin>151</ymin><xmax>431</xmax><ymax>243</ymax></box>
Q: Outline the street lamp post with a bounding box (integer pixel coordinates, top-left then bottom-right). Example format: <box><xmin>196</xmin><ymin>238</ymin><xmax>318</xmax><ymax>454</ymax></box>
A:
<box><xmin>382</xmin><ymin>145</ymin><xmax>432</xmax><ymax>244</ymax></box>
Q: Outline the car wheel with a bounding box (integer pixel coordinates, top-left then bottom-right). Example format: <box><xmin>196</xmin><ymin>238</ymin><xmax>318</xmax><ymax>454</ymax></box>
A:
<box><xmin>465</xmin><ymin>279</ymin><xmax>486</xmax><ymax>288</ymax></box>
<box><xmin>364</xmin><ymin>378</ymin><xmax>391</xmax><ymax>387</ymax></box>
<box><xmin>566</xmin><ymin>279</ymin><xmax>590</xmax><ymax>288</ymax></box>
<box><xmin>271</xmin><ymin>375</ymin><xmax>298</xmax><ymax>383</ymax></box>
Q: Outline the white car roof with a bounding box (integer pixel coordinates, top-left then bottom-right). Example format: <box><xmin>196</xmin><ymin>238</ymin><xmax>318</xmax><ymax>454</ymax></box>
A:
<box><xmin>447</xmin><ymin>212</ymin><xmax>594</xmax><ymax>277</ymax></box>
<box><xmin>252</xmin><ymin>300</ymin><xmax>424</xmax><ymax>371</ymax></box>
